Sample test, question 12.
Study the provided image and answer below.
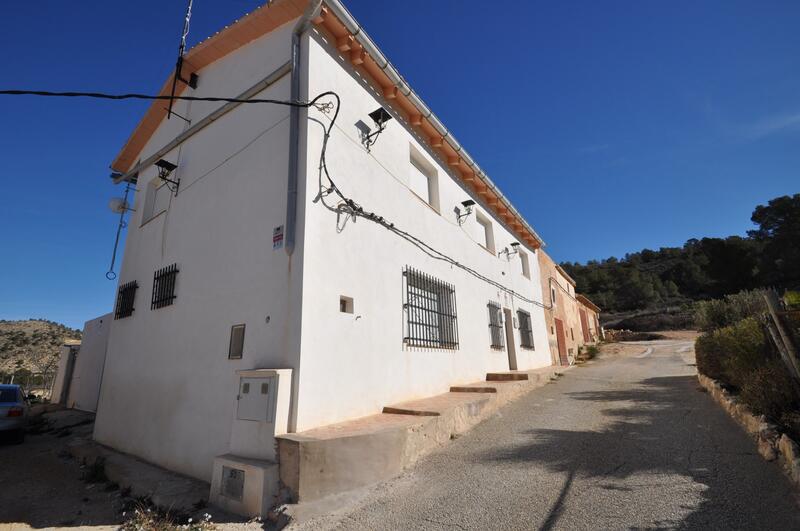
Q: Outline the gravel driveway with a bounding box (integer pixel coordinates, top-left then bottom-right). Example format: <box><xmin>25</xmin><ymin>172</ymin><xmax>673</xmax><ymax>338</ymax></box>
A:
<box><xmin>291</xmin><ymin>339</ymin><xmax>800</xmax><ymax>530</ymax></box>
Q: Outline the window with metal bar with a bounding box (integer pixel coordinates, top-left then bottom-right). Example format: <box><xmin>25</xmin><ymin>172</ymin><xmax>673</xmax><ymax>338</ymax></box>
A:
<box><xmin>114</xmin><ymin>281</ymin><xmax>138</xmax><ymax>319</ymax></box>
<box><xmin>518</xmin><ymin>309</ymin><xmax>534</xmax><ymax>349</ymax></box>
<box><xmin>402</xmin><ymin>266</ymin><xmax>458</xmax><ymax>349</ymax></box>
<box><xmin>487</xmin><ymin>302</ymin><xmax>504</xmax><ymax>349</ymax></box>
<box><xmin>151</xmin><ymin>263</ymin><xmax>179</xmax><ymax>310</ymax></box>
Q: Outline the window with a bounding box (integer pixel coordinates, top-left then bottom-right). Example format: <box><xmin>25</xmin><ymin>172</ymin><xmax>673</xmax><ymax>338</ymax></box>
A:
<box><xmin>228</xmin><ymin>324</ymin><xmax>245</xmax><ymax>359</ymax></box>
<box><xmin>518</xmin><ymin>310</ymin><xmax>534</xmax><ymax>349</ymax></box>
<box><xmin>151</xmin><ymin>263</ymin><xmax>179</xmax><ymax>309</ymax></box>
<box><xmin>551</xmin><ymin>287</ymin><xmax>557</xmax><ymax>306</ymax></box>
<box><xmin>487</xmin><ymin>302</ymin><xmax>504</xmax><ymax>349</ymax></box>
<box><xmin>141</xmin><ymin>178</ymin><xmax>170</xmax><ymax>224</ymax></box>
<box><xmin>475</xmin><ymin>211</ymin><xmax>495</xmax><ymax>254</ymax></box>
<box><xmin>114</xmin><ymin>281</ymin><xmax>138</xmax><ymax>319</ymax></box>
<box><xmin>339</xmin><ymin>296</ymin><xmax>354</xmax><ymax>314</ymax></box>
<box><xmin>409</xmin><ymin>147</ymin><xmax>439</xmax><ymax>211</ymax></box>
<box><xmin>519</xmin><ymin>251</ymin><xmax>531</xmax><ymax>279</ymax></box>
<box><xmin>402</xmin><ymin>266</ymin><xmax>458</xmax><ymax>349</ymax></box>
<box><xmin>570</xmin><ymin>328</ymin><xmax>575</xmax><ymax>340</ymax></box>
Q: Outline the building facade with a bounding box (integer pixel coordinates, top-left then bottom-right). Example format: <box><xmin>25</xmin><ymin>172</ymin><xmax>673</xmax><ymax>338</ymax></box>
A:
<box><xmin>537</xmin><ymin>250</ymin><xmax>601</xmax><ymax>365</ymax></box>
<box><xmin>94</xmin><ymin>0</ymin><xmax>554</xmax><ymax>485</ymax></box>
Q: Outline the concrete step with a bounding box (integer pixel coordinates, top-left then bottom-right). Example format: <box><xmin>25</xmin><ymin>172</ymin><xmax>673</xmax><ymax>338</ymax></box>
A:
<box><xmin>450</xmin><ymin>385</ymin><xmax>497</xmax><ymax>393</ymax></box>
<box><xmin>382</xmin><ymin>406</ymin><xmax>440</xmax><ymax>416</ymax></box>
<box><xmin>486</xmin><ymin>371</ymin><xmax>530</xmax><ymax>382</ymax></box>
<box><xmin>277</xmin><ymin>364</ymin><xmax>570</xmax><ymax>504</ymax></box>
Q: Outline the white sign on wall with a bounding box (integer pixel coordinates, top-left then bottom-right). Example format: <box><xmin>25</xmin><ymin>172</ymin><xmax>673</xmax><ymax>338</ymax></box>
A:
<box><xmin>273</xmin><ymin>225</ymin><xmax>284</xmax><ymax>249</ymax></box>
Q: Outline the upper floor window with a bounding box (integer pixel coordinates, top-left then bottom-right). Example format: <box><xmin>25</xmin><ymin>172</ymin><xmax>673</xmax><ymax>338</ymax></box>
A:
<box><xmin>519</xmin><ymin>250</ymin><xmax>531</xmax><ymax>279</ymax></box>
<box><xmin>402</xmin><ymin>266</ymin><xmax>458</xmax><ymax>349</ymax></box>
<box><xmin>141</xmin><ymin>178</ymin><xmax>170</xmax><ymax>224</ymax></box>
<box><xmin>475</xmin><ymin>211</ymin><xmax>495</xmax><ymax>254</ymax></box>
<box><xmin>551</xmin><ymin>286</ymin><xmax>557</xmax><ymax>306</ymax></box>
<box><xmin>408</xmin><ymin>146</ymin><xmax>439</xmax><ymax>212</ymax></box>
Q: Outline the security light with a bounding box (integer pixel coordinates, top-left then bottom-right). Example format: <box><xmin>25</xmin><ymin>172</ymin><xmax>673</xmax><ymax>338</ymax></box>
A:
<box><xmin>155</xmin><ymin>159</ymin><xmax>180</xmax><ymax>195</ymax></box>
<box><xmin>455</xmin><ymin>199</ymin><xmax>476</xmax><ymax>225</ymax></box>
<box><xmin>363</xmin><ymin>107</ymin><xmax>393</xmax><ymax>152</ymax></box>
<box><xmin>499</xmin><ymin>242</ymin><xmax>521</xmax><ymax>259</ymax></box>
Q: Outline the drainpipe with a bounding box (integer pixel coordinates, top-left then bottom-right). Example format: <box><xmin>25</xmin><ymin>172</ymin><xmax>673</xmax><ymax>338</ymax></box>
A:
<box><xmin>286</xmin><ymin>0</ymin><xmax>324</xmax><ymax>256</ymax></box>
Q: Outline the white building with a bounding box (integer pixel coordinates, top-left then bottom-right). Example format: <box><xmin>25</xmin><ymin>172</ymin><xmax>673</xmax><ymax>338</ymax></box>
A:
<box><xmin>94</xmin><ymin>0</ymin><xmax>552</xmax><ymax>495</ymax></box>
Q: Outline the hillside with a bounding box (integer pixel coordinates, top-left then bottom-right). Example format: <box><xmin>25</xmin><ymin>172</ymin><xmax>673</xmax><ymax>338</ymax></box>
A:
<box><xmin>0</xmin><ymin>319</ymin><xmax>82</xmax><ymax>377</ymax></box>
<box><xmin>561</xmin><ymin>193</ymin><xmax>800</xmax><ymax>315</ymax></box>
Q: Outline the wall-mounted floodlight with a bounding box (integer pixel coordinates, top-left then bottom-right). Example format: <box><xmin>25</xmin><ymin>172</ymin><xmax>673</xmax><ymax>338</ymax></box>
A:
<box><xmin>499</xmin><ymin>241</ymin><xmax>521</xmax><ymax>259</ymax></box>
<box><xmin>455</xmin><ymin>199</ymin><xmax>476</xmax><ymax>225</ymax></box>
<box><xmin>363</xmin><ymin>107</ymin><xmax>393</xmax><ymax>152</ymax></box>
<box><xmin>155</xmin><ymin>159</ymin><xmax>180</xmax><ymax>195</ymax></box>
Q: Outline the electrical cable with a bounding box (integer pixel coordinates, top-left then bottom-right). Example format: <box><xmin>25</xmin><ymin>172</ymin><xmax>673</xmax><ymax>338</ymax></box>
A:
<box><xmin>0</xmin><ymin>87</ymin><xmax>547</xmax><ymax>308</ymax></box>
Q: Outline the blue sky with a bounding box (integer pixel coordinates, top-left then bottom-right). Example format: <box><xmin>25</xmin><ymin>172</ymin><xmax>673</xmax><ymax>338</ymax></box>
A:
<box><xmin>1</xmin><ymin>0</ymin><xmax>798</xmax><ymax>328</ymax></box>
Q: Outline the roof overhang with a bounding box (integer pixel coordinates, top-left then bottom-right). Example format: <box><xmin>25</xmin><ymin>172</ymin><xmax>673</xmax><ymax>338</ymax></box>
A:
<box><xmin>109</xmin><ymin>0</ymin><xmax>545</xmax><ymax>249</ymax></box>
<box><xmin>576</xmin><ymin>294</ymin><xmax>601</xmax><ymax>313</ymax></box>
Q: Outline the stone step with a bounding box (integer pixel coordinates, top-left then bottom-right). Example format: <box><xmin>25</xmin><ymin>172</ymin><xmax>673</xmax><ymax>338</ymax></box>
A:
<box><xmin>486</xmin><ymin>372</ymin><xmax>530</xmax><ymax>382</ymax></box>
<box><xmin>382</xmin><ymin>406</ymin><xmax>440</xmax><ymax>416</ymax></box>
<box><xmin>450</xmin><ymin>385</ymin><xmax>497</xmax><ymax>393</ymax></box>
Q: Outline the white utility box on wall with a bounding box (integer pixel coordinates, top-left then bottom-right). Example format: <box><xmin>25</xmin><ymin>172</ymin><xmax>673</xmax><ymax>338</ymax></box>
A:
<box><xmin>210</xmin><ymin>368</ymin><xmax>292</xmax><ymax>517</ymax></box>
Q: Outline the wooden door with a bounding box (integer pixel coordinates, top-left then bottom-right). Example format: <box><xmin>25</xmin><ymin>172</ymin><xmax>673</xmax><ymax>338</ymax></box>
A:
<box><xmin>579</xmin><ymin>309</ymin><xmax>591</xmax><ymax>343</ymax></box>
<box><xmin>503</xmin><ymin>308</ymin><xmax>518</xmax><ymax>370</ymax></box>
<box><xmin>554</xmin><ymin>318</ymin><xmax>568</xmax><ymax>366</ymax></box>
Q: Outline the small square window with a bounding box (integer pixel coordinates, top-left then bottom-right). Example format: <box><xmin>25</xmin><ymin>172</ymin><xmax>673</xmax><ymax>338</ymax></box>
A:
<box><xmin>228</xmin><ymin>324</ymin><xmax>245</xmax><ymax>359</ymax></box>
<box><xmin>339</xmin><ymin>296</ymin><xmax>354</xmax><ymax>314</ymax></box>
<box><xmin>241</xmin><ymin>382</ymin><xmax>250</xmax><ymax>394</ymax></box>
<box><xmin>260</xmin><ymin>382</ymin><xmax>269</xmax><ymax>394</ymax></box>
<box><xmin>408</xmin><ymin>146</ymin><xmax>440</xmax><ymax>212</ymax></box>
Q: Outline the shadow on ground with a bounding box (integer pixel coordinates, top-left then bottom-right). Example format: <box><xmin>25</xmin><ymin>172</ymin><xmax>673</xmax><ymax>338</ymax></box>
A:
<box><xmin>478</xmin><ymin>375</ymin><xmax>800</xmax><ymax>530</ymax></box>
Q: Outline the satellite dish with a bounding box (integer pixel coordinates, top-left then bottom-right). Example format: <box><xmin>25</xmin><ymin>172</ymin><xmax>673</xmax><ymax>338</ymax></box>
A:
<box><xmin>109</xmin><ymin>197</ymin><xmax>130</xmax><ymax>214</ymax></box>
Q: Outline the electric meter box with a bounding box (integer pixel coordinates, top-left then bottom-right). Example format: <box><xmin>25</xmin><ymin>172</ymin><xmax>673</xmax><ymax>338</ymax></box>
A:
<box><xmin>228</xmin><ymin>368</ymin><xmax>292</xmax><ymax>462</ymax></box>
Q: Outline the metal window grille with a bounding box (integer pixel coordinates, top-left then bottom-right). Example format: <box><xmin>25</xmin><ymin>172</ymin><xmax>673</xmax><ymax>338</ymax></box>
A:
<box><xmin>402</xmin><ymin>266</ymin><xmax>458</xmax><ymax>349</ymax></box>
<box><xmin>114</xmin><ymin>281</ymin><xmax>138</xmax><ymax>319</ymax></box>
<box><xmin>151</xmin><ymin>263</ymin><xmax>179</xmax><ymax>310</ymax></box>
<box><xmin>487</xmin><ymin>302</ymin><xmax>504</xmax><ymax>349</ymax></box>
<box><xmin>228</xmin><ymin>324</ymin><xmax>245</xmax><ymax>359</ymax></box>
<box><xmin>518</xmin><ymin>309</ymin><xmax>534</xmax><ymax>349</ymax></box>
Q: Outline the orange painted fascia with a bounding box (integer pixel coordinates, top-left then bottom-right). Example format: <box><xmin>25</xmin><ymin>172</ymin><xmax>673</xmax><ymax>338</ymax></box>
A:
<box><xmin>110</xmin><ymin>0</ymin><xmax>308</xmax><ymax>174</ymax></box>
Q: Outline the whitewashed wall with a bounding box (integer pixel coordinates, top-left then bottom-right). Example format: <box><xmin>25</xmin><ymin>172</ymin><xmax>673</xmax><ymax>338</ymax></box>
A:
<box><xmin>67</xmin><ymin>313</ymin><xmax>112</xmax><ymax>412</ymax></box>
<box><xmin>93</xmin><ymin>21</ymin><xmax>305</xmax><ymax>482</ymax></box>
<box><xmin>294</xmin><ymin>29</ymin><xmax>551</xmax><ymax>431</ymax></box>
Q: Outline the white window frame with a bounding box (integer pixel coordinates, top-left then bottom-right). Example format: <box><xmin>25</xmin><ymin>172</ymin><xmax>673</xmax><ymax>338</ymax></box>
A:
<box><xmin>519</xmin><ymin>250</ymin><xmax>531</xmax><ymax>279</ymax></box>
<box><xmin>141</xmin><ymin>178</ymin><xmax>170</xmax><ymax>225</ymax></box>
<box><xmin>475</xmin><ymin>211</ymin><xmax>496</xmax><ymax>254</ymax></box>
<box><xmin>408</xmin><ymin>146</ymin><xmax>440</xmax><ymax>213</ymax></box>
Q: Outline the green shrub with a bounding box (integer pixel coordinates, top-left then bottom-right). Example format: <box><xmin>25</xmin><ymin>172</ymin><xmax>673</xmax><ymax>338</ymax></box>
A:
<box><xmin>739</xmin><ymin>361</ymin><xmax>799</xmax><ymax>419</ymax></box>
<box><xmin>694</xmin><ymin>290</ymin><xmax>766</xmax><ymax>331</ymax></box>
<box><xmin>784</xmin><ymin>291</ymin><xmax>800</xmax><ymax>310</ymax></box>
<box><xmin>695</xmin><ymin>332</ymin><xmax>726</xmax><ymax>381</ymax></box>
<box><xmin>694</xmin><ymin>317</ymin><xmax>769</xmax><ymax>388</ymax></box>
<box><xmin>719</xmin><ymin>318</ymin><xmax>769</xmax><ymax>389</ymax></box>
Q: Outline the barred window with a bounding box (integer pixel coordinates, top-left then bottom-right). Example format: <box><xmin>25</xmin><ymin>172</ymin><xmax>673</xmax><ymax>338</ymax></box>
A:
<box><xmin>518</xmin><ymin>309</ymin><xmax>534</xmax><ymax>349</ymax></box>
<box><xmin>114</xmin><ymin>281</ymin><xmax>138</xmax><ymax>319</ymax></box>
<box><xmin>402</xmin><ymin>266</ymin><xmax>458</xmax><ymax>349</ymax></box>
<box><xmin>151</xmin><ymin>263</ymin><xmax>179</xmax><ymax>310</ymax></box>
<box><xmin>487</xmin><ymin>302</ymin><xmax>504</xmax><ymax>349</ymax></box>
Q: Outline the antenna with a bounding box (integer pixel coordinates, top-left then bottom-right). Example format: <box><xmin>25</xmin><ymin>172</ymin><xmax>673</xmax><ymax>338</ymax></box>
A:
<box><xmin>167</xmin><ymin>0</ymin><xmax>199</xmax><ymax>120</ymax></box>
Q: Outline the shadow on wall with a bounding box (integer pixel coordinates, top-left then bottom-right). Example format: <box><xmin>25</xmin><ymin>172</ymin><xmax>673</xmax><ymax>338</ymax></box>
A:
<box><xmin>476</xmin><ymin>375</ymin><xmax>800</xmax><ymax>530</ymax></box>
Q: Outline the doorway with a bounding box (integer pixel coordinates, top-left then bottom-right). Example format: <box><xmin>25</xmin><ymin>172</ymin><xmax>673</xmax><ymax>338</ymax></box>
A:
<box><xmin>503</xmin><ymin>308</ymin><xmax>518</xmax><ymax>370</ymax></box>
<box><xmin>554</xmin><ymin>318</ymin><xmax>568</xmax><ymax>366</ymax></box>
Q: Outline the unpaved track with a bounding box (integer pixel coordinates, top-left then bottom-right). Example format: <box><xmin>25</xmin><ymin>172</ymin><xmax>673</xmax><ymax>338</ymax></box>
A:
<box><xmin>292</xmin><ymin>339</ymin><xmax>800</xmax><ymax>530</ymax></box>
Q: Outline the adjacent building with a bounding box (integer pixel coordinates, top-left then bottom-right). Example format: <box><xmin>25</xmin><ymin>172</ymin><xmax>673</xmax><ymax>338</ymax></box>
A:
<box><xmin>94</xmin><ymin>0</ymin><xmax>557</xmax><ymax>492</ymax></box>
<box><xmin>538</xmin><ymin>250</ymin><xmax>601</xmax><ymax>365</ymax></box>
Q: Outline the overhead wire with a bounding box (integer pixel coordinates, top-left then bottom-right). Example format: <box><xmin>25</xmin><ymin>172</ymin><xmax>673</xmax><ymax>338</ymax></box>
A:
<box><xmin>0</xmin><ymin>87</ymin><xmax>548</xmax><ymax>308</ymax></box>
